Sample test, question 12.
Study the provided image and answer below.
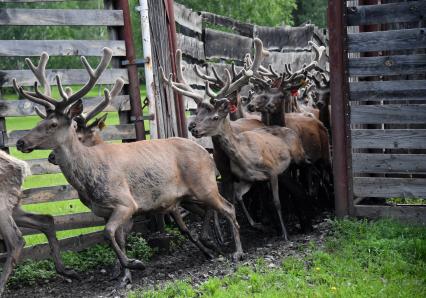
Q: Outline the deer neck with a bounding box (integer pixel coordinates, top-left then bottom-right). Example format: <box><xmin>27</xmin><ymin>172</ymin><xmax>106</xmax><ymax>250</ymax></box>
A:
<box><xmin>216</xmin><ymin>119</ymin><xmax>245</xmax><ymax>165</ymax></box>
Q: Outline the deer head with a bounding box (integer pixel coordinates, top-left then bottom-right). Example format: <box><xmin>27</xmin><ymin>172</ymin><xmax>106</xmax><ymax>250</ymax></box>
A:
<box><xmin>14</xmin><ymin>48</ymin><xmax>124</xmax><ymax>153</ymax></box>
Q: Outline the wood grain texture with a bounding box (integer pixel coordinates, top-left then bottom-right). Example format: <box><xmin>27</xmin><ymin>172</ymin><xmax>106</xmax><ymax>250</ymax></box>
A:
<box><xmin>0</xmin><ymin>69</ymin><xmax>129</xmax><ymax>87</ymax></box>
<box><xmin>351</xmin><ymin>104</ymin><xmax>426</xmax><ymax>124</ymax></box>
<box><xmin>254</xmin><ymin>25</ymin><xmax>315</xmax><ymax>51</ymax></box>
<box><xmin>173</xmin><ymin>2</ymin><xmax>202</xmax><ymax>33</ymax></box>
<box><xmin>354</xmin><ymin>177</ymin><xmax>426</xmax><ymax>198</ymax></box>
<box><xmin>177</xmin><ymin>33</ymin><xmax>205</xmax><ymax>61</ymax></box>
<box><xmin>4</xmin><ymin>124</ymin><xmax>136</xmax><ymax>147</ymax></box>
<box><xmin>0</xmin><ymin>95</ymin><xmax>130</xmax><ymax>117</ymax></box>
<box><xmin>348</xmin><ymin>28</ymin><xmax>426</xmax><ymax>52</ymax></box>
<box><xmin>354</xmin><ymin>205</ymin><xmax>426</xmax><ymax>225</ymax></box>
<box><xmin>204</xmin><ymin>28</ymin><xmax>253</xmax><ymax>61</ymax></box>
<box><xmin>201</xmin><ymin>11</ymin><xmax>253</xmax><ymax>37</ymax></box>
<box><xmin>348</xmin><ymin>54</ymin><xmax>426</xmax><ymax>76</ymax></box>
<box><xmin>22</xmin><ymin>184</ymin><xmax>77</xmax><ymax>204</ymax></box>
<box><xmin>0</xmin><ymin>40</ymin><xmax>126</xmax><ymax>57</ymax></box>
<box><xmin>20</xmin><ymin>212</ymin><xmax>105</xmax><ymax>236</ymax></box>
<box><xmin>351</xmin><ymin>129</ymin><xmax>426</xmax><ymax>149</ymax></box>
<box><xmin>0</xmin><ymin>9</ymin><xmax>124</xmax><ymax>26</ymax></box>
<box><xmin>349</xmin><ymin>80</ymin><xmax>426</xmax><ymax>101</ymax></box>
<box><xmin>352</xmin><ymin>153</ymin><xmax>426</xmax><ymax>174</ymax></box>
<box><xmin>347</xmin><ymin>1</ymin><xmax>426</xmax><ymax>26</ymax></box>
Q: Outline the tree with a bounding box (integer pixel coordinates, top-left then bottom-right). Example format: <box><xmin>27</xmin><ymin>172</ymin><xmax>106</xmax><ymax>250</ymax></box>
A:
<box><xmin>292</xmin><ymin>0</ymin><xmax>328</xmax><ymax>28</ymax></box>
<box><xmin>176</xmin><ymin>0</ymin><xmax>297</xmax><ymax>27</ymax></box>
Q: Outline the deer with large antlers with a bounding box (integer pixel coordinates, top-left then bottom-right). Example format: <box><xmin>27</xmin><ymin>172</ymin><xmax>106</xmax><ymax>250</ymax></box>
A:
<box><xmin>0</xmin><ymin>150</ymin><xmax>78</xmax><ymax>296</ymax></box>
<box><xmin>163</xmin><ymin>43</ymin><xmax>308</xmax><ymax>239</ymax></box>
<box><xmin>14</xmin><ymin>48</ymin><xmax>244</xmax><ymax>285</ymax></box>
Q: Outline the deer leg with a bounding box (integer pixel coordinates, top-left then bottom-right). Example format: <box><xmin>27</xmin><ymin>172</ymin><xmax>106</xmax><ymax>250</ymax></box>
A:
<box><xmin>111</xmin><ymin>220</ymin><xmax>133</xmax><ymax>286</ymax></box>
<box><xmin>234</xmin><ymin>182</ymin><xmax>266</xmax><ymax>231</ymax></box>
<box><xmin>12</xmin><ymin>207</ymin><xmax>79</xmax><ymax>279</ymax></box>
<box><xmin>270</xmin><ymin>175</ymin><xmax>288</xmax><ymax>241</ymax></box>
<box><xmin>0</xmin><ymin>212</ymin><xmax>25</xmax><ymax>297</ymax></box>
<box><xmin>210</xmin><ymin>195</ymin><xmax>244</xmax><ymax>262</ymax></box>
<box><xmin>170</xmin><ymin>209</ymin><xmax>215</xmax><ymax>259</ymax></box>
<box><xmin>104</xmin><ymin>206</ymin><xmax>144</xmax><ymax>270</ymax></box>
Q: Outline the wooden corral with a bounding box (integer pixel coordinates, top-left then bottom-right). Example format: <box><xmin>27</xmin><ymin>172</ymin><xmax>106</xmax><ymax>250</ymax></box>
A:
<box><xmin>148</xmin><ymin>1</ymin><xmax>327</xmax><ymax>144</ymax></box>
<box><xmin>0</xmin><ymin>0</ymin><xmax>149</xmax><ymax>261</ymax></box>
<box><xmin>328</xmin><ymin>0</ymin><xmax>426</xmax><ymax>224</ymax></box>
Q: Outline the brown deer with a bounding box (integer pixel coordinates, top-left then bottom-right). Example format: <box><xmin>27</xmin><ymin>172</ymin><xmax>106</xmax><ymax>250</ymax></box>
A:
<box><xmin>164</xmin><ymin>62</ymin><xmax>308</xmax><ymax>239</ymax></box>
<box><xmin>0</xmin><ymin>150</ymin><xmax>78</xmax><ymax>296</ymax></box>
<box><xmin>13</xmin><ymin>48</ymin><xmax>244</xmax><ymax>279</ymax></box>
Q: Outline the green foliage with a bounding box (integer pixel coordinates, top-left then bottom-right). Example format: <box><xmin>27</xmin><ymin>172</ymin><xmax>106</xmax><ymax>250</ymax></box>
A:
<box><xmin>293</xmin><ymin>0</ymin><xmax>328</xmax><ymax>28</ymax></box>
<box><xmin>129</xmin><ymin>219</ymin><xmax>426</xmax><ymax>298</ymax></box>
<box><xmin>6</xmin><ymin>232</ymin><xmax>155</xmax><ymax>286</ymax></box>
<box><xmin>165</xmin><ymin>225</ymin><xmax>186</xmax><ymax>252</ymax></box>
<box><xmin>176</xmin><ymin>0</ymin><xmax>297</xmax><ymax>27</ymax></box>
<box><xmin>127</xmin><ymin>233</ymin><xmax>154</xmax><ymax>261</ymax></box>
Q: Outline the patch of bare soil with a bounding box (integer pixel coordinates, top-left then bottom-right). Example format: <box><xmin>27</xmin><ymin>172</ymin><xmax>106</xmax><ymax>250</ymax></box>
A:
<box><xmin>5</xmin><ymin>214</ymin><xmax>333</xmax><ymax>298</ymax></box>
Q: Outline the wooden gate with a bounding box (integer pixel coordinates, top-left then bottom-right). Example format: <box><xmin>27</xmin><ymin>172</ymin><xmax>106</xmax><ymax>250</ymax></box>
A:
<box><xmin>0</xmin><ymin>0</ymin><xmax>147</xmax><ymax>261</ymax></box>
<box><xmin>328</xmin><ymin>0</ymin><xmax>426</xmax><ymax>223</ymax></box>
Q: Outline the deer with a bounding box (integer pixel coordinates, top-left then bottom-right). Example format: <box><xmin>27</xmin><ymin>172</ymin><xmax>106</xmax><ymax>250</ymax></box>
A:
<box><xmin>164</xmin><ymin>59</ymin><xmax>309</xmax><ymax>240</ymax></box>
<box><xmin>13</xmin><ymin>48</ymin><xmax>244</xmax><ymax>285</ymax></box>
<box><xmin>246</xmin><ymin>49</ymin><xmax>332</xmax><ymax>203</ymax></box>
<box><xmin>0</xmin><ymin>150</ymin><xmax>78</xmax><ymax>296</ymax></box>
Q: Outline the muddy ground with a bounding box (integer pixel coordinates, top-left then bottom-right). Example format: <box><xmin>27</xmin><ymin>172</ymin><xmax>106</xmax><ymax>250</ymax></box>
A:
<box><xmin>5</xmin><ymin>214</ymin><xmax>333</xmax><ymax>298</ymax></box>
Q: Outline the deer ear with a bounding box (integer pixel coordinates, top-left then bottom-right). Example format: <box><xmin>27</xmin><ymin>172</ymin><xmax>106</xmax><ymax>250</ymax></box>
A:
<box><xmin>67</xmin><ymin>99</ymin><xmax>83</xmax><ymax>119</ymax></box>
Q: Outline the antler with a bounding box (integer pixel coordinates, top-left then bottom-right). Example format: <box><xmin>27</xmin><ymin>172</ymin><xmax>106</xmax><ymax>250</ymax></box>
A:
<box><xmin>160</xmin><ymin>49</ymin><xmax>204</xmax><ymax>104</ymax></box>
<box><xmin>76</xmin><ymin>78</ymin><xmax>125</xmax><ymax>124</ymax></box>
<box><xmin>193</xmin><ymin>65</ymin><xmax>224</xmax><ymax>87</ymax></box>
<box><xmin>13</xmin><ymin>47</ymin><xmax>113</xmax><ymax>115</ymax></box>
<box><xmin>224</xmin><ymin>38</ymin><xmax>269</xmax><ymax>96</ymax></box>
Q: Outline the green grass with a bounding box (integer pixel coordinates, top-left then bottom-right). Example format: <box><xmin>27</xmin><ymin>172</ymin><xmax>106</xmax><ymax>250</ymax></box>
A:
<box><xmin>5</xmin><ymin>84</ymin><xmax>148</xmax><ymax>246</ymax></box>
<box><xmin>129</xmin><ymin>219</ymin><xmax>426</xmax><ymax>298</ymax></box>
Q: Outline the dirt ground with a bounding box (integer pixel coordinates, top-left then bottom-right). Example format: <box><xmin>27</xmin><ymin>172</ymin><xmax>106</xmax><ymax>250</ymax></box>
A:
<box><xmin>5</xmin><ymin>214</ymin><xmax>332</xmax><ymax>298</ymax></box>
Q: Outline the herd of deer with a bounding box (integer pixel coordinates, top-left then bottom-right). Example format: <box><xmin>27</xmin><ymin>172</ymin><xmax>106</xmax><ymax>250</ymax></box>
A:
<box><xmin>0</xmin><ymin>38</ymin><xmax>332</xmax><ymax>295</ymax></box>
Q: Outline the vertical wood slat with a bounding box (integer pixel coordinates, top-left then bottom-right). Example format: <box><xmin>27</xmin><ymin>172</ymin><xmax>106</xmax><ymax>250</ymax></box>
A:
<box><xmin>328</xmin><ymin>0</ymin><xmax>353</xmax><ymax>217</ymax></box>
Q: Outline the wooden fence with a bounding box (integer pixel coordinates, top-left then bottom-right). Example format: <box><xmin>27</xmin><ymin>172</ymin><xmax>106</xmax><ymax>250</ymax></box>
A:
<box><xmin>328</xmin><ymin>0</ymin><xmax>426</xmax><ymax>224</ymax></box>
<box><xmin>0</xmin><ymin>0</ymin><xmax>149</xmax><ymax>261</ymax></box>
<box><xmin>150</xmin><ymin>2</ymin><xmax>327</xmax><ymax>146</ymax></box>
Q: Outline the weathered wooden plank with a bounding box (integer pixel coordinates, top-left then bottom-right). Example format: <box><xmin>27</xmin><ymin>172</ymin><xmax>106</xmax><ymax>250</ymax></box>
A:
<box><xmin>0</xmin><ymin>69</ymin><xmax>129</xmax><ymax>87</ymax></box>
<box><xmin>177</xmin><ymin>33</ymin><xmax>205</xmax><ymax>61</ymax></box>
<box><xmin>351</xmin><ymin>105</ymin><xmax>426</xmax><ymax>124</ymax></box>
<box><xmin>0</xmin><ymin>231</ymin><xmax>105</xmax><ymax>262</ymax></box>
<box><xmin>263</xmin><ymin>51</ymin><xmax>314</xmax><ymax>73</ymax></box>
<box><xmin>353</xmin><ymin>177</ymin><xmax>426</xmax><ymax>198</ymax></box>
<box><xmin>0</xmin><ymin>40</ymin><xmax>126</xmax><ymax>57</ymax></box>
<box><xmin>352</xmin><ymin>154</ymin><xmax>426</xmax><ymax>174</ymax></box>
<box><xmin>349</xmin><ymin>54</ymin><xmax>426</xmax><ymax>76</ymax></box>
<box><xmin>0</xmin><ymin>95</ymin><xmax>130</xmax><ymax>117</ymax></box>
<box><xmin>173</xmin><ymin>3</ymin><xmax>202</xmax><ymax>33</ymax></box>
<box><xmin>201</xmin><ymin>11</ymin><xmax>254</xmax><ymax>37</ymax></box>
<box><xmin>26</xmin><ymin>158</ymin><xmax>61</xmax><ymax>175</ymax></box>
<box><xmin>0</xmin><ymin>9</ymin><xmax>124</xmax><ymax>26</ymax></box>
<box><xmin>347</xmin><ymin>1</ymin><xmax>426</xmax><ymax>26</ymax></box>
<box><xmin>254</xmin><ymin>25</ymin><xmax>315</xmax><ymax>51</ymax></box>
<box><xmin>204</xmin><ymin>28</ymin><xmax>253</xmax><ymax>61</ymax></box>
<box><xmin>22</xmin><ymin>184</ymin><xmax>77</xmax><ymax>204</ymax></box>
<box><xmin>20</xmin><ymin>212</ymin><xmax>105</xmax><ymax>236</ymax></box>
<box><xmin>354</xmin><ymin>205</ymin><xmax>426</xmax><ymax>225</ymax></box>
<box><xmin>348</xmin><ymin>28</ymin><xmax>426</xmax><ymax>52</ymax></box>
<box><xmin>4</xmin><ymin>124</ymin><xmax>136</xmax><ymax>147</ymax></box>
<box><xmin>351</xmin><ymin>129</ymin><xmax>426</xmax><ymax>149</ymax></box>
<box><xmin>349</xmin><ymin>80</ymin><xmax>426</xmax><ymax>101</ymax></box>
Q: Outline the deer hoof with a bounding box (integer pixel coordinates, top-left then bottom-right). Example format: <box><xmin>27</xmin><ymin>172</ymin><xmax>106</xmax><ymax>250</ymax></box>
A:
<box><xmin>126</xmin><ymin>259</ymin><xmax>145</xmax><ymax>270</ymax></box>
<box><xmin>232</xmin><ymin>252</ymin><xmax>244</xmax><ymax>262</ymax></box>
<box><xmin>119</xmin><ymin>270</ymin><xmax>132</xmax><ymax>288</ymax></box>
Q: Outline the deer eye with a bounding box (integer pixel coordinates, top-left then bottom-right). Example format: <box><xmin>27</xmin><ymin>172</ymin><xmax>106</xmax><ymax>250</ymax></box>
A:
<box><xmin>212</xmin><ymin>115</ymin><xmax>219</xmax><ymax>121</ymax></box>
<box><xmin>50</xmin><ymin>122</ymin><xmax>58</xmax><ymax>128</ymax></box>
